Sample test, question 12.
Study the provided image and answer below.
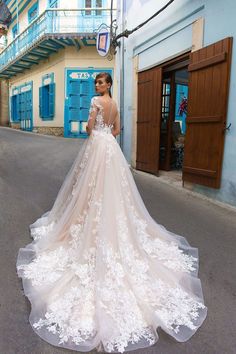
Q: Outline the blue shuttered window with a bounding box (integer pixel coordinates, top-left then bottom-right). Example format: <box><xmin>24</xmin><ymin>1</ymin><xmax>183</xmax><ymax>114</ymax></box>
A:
<box><xmin>39</xmin><ymin>83</ymin><xmax>55</xmax><ymax>120</ymax></box>
<box><xmin>12</xmin><ymin>24</ymin><xmax>19</xmax><ymax>39</ymax></box>
<box><xmin>28</xmin><ymin>2</ymin><xmax>38</xmax><ymax>23</ymax></box>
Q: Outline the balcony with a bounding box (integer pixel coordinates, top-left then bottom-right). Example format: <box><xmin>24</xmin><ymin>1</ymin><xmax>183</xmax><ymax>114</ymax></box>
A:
<box><xmin>0</xmin><ymin>8</ymin><xmax>115</xmax><ymax>78</ymax></box>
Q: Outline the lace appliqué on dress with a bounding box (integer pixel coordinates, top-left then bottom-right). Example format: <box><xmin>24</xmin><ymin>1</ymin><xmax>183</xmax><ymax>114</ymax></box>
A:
<box><xmin>17</xmin><ymin>246</ymin><xmax>70</xmax><ymax>286</ymax></box>
<box><xmin>90</xmin><ymin>97</ymin><xmax>114</xmax><ymax>134</ymax></box>
<box><xmin>33</xmin><ymin>248</ymin><xmax>97</xmax><ymax>346</ymax></box>
<box><xmin>116</xmin><ymin>212</ymin><xmax>205</xmax><ymax>336</ymax></box>
<box><xmin>120</xmin><ymin>167</ymin><xmax>198</xmax><ymax>273</ymax></box>
<box><xmin>31</xmin><ymin>222</ymin><xmax>55</xmax><ymax>241</ymax></box>
<box><xmin>97</xmin><ymin>240</ymin><xmax>156</xmax><ymax>353</ymax></box>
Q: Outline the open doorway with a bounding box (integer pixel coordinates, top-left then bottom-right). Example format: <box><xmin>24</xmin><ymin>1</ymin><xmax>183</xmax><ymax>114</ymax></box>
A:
<box><xmin>137</xmin><ymin>38</ymin><xmax>231</xmax><ymax>189</ymax></box>
<box><xmin>159</xmin><ymin>66</ymin><xmax>189</xmax><ymax>174</ymax></box>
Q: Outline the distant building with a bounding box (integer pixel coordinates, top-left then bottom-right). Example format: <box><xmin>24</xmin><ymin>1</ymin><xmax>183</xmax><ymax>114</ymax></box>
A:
<box><xmin>0</xmin><ymin>0</ymin><xmax>116</xmax><ymax>138</ymax></box>
<box><xmin>116</xmin><ymin>0</ymin><xmax>236</xmax><ymax>207</ymax></box>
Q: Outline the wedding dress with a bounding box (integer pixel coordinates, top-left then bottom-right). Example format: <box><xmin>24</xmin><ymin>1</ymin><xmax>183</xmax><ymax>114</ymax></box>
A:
<box><xmin>16</xmin><ymin>96</ymin><xmax>207</xmax><ymax>353</ymax></box>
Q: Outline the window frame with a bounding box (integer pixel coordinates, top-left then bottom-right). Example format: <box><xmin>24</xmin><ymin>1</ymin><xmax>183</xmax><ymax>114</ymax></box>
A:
<box><xmin>12</xmin><ymin>23</ymin><xmax>19</xmax><ymax>39</ymax></box>
<box><xmin>48</xmin><ymin>0</ymin><xmax>58</xmax><ymax>8</ymax></box>
<box><xmin>84</xmin><ymin>0</ymin><xmax>103</xmax><ymax>17</ymax></box>
<box><xmin>28</xmin><ymin>1</ymin><xmax>39</xmax><ymax>24</ymax></box>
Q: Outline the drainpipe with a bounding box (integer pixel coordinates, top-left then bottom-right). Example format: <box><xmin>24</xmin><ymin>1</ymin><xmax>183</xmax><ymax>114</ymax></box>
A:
<box><xmin>119</xmin><ymin>0</ymin><xmax>125</xmax><ymax>151</ymax></box>
<box><xmin>16</xmin><ymin>0</ymin><xmax>19</xmax><ymax>34</ymax></box>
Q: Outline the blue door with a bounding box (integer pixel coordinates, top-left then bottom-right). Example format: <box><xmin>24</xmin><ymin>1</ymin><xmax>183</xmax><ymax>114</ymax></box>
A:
<box><xmin>19</xmin><ymin>88</ymin><xmax>33</xmax><ymax>131</ymax></box>
<box><xmin>64</xmin><ymin>68</ymin><xmax>113</xmax><ymax>138</ymax></box>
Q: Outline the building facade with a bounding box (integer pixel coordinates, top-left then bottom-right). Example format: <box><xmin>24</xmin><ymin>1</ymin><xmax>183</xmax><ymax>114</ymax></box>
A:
<box><xmin>117</xmin><ymin>0</ymin><xmax>236</xmax><ymax>207</ymax></box>
<box><xmin>0</xmin><ymin>0</ymin><xmax>117</xmax><ymax>138</ymax></box>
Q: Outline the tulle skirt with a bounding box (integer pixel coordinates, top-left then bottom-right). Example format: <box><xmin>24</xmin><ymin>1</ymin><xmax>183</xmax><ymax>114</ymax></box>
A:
<box><xmin>16</xmin><ymin>129</ymin><xmax>207</xmax><ymax>353</ymax></box>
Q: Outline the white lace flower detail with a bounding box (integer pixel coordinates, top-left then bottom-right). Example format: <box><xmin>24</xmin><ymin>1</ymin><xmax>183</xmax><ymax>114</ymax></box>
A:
<box><xmin>17</xmin><ymin>247</ymin><xmax>70</xmax><ymax>286</ymax></box>
<box><xmin>30</xmin><ymin>222</ymin><xmax>55</xmax><ymax>240</ymax></box>
<box><xmin>33</xmin><ymin>247</ymin><xmax>97</xmax><ymax>346</ymax></box>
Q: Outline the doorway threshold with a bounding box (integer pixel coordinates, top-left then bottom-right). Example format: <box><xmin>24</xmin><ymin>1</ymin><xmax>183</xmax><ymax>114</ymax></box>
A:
<box><xmin>158</xmin><ymin>170</ymin><xmax>183</xmax><ymax>187</ymax></box>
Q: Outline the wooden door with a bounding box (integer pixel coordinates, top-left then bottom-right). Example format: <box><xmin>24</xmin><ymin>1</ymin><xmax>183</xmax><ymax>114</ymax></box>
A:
<box><xmin>183</xmin><ymin>37</ymin><xmax>233</xmax><ymax>188</ymax></box>
<box><xmin>136</xmin><ymin>67</ymin><xmax>162</xmax><ymax>174</ymax></box>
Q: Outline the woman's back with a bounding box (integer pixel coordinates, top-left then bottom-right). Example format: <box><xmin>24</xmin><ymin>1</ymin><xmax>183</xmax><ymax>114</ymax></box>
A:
<box><xmin>89</xmin><ymin>96</ymin><xmax>119</xmax><ymax>133</ymax></box>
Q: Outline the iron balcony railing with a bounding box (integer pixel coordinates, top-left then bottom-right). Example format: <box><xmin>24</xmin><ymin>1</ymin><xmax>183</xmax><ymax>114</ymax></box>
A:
<box><xmin>0</xmin><ymin>8</ymin><xmax>115</xmax><ymax>70</ymax></box>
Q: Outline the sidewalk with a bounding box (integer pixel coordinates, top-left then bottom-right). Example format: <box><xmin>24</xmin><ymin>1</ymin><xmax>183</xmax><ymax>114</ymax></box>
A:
<box><xmin>132</xmin><ymin>168</ymin><xmax>236</xmax><ymax>214</ymax></box>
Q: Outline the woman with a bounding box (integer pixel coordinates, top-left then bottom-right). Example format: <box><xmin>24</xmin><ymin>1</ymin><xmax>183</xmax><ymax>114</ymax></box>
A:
<box><xmin>16</xmin><ymin>72</ymin><xmax>207</xmax><ymax>353</ymax></box>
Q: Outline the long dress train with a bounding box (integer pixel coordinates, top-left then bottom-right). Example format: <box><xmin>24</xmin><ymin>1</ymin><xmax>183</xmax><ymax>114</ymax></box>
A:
<box><xmin>16</xmin><ymin>96</ymin><xmax>207</xmax><ymax>353</ymax></box>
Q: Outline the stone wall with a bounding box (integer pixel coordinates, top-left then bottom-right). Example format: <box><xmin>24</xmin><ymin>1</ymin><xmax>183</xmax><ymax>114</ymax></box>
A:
<box><xmin>0</xmin><ymin>80</ymin><xmax>9</xmax><ymax>126</ymax></box>
<box><xmin>32</xmin><ymin>127</ymin><xmax>64</xmax><ymax>136</ymax></box>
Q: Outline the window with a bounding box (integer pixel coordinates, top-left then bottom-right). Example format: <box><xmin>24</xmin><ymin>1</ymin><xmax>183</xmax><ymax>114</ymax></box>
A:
<box><xmin>95</xmin><ymin>0</ymin><xmax>102</xmax><ymax>15</ymax></box>
<box><xmin>85</xmin><ymin>0</ymin><xmax>103</xmax><ymax>16</ymax></box>
<box><xmin>85</xmin><ymin>0</ymin><xmax>92</xmax><ymax>15</ymax></box>
<box><xmin>12</xmin><ymin>24</ymin><xmax>19</xmax><ymax>39</ymax></box>
<box><xmin>39</xmin><ymin>83</ymin><xmax>55</xmax><ymax>120</ymax></box>
<box><xmin>48</xmin><ymin>0</ymin><xmax>58</xmax><ymax>8</ymax></box>
<box><xmin>28</xmin><ymin>2</ymin><xmax>38</xmax><ymax>23</ymax></box>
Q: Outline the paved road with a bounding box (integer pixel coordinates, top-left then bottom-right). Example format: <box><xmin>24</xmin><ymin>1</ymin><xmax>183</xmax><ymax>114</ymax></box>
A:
<box><xmin>0</xmin><ymin>127</ymin><xmax>236</xmax><ymax>354</ymax></box>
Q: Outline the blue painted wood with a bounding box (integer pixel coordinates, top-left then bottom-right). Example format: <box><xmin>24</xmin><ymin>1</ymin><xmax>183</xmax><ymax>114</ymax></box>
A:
<box><xmin>39</xmin><ymin>82</ymin><xmax>55</xmax><ymax>120</ymax></box>
<box><xmin>12</xmin><ymin>23</ymin><xmax>18</xmax><ymax>38</ymax></box>
<box><xmin>28</xmin><ymin>1</ymin><xmax>38</xmax><ymax>23</ymax></box>
<box><xmin>175</xmin><ymin>84</ymin><xmax>188</xmax><ymax>134</ymax></box>
<box><xmin>64</xmin><ymin>68</ymin><xmax>113</xmax><ymax>138</ymax></box>
<box><xmin>48</xmin><ymin>0</ymin><xmax>58</xmax><ymax>8</ymax></box>
<box><xmin>39</xmin><ymin>86</ymin><xmax>43</xmax><ymax>118</ymax></box>
<box><xmin>11</xmin><ymin>81</ymin><xmax>33</xmax><ymax>131</ymax></box>
<box><xmin>49</xmin><ymin>83</ymin><xmax>55</xmax><ymax>118</ymax></box>
<box><xmin>11</xmin><ymin>94</ymin><xmax>20</xmax><ymax>122</ymax></box>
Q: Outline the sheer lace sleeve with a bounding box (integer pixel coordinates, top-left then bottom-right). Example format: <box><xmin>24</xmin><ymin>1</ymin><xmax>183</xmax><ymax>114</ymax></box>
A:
<box><xmin>86</xmin><ymin>97</ymin><xmax>98</xmax><ymax>134</ymax></box>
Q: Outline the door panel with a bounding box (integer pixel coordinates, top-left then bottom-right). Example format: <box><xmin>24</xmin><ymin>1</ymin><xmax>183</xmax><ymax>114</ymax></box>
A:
<box><xmin>136</xmin><ymin>67</ymin><xmax>162</xmax><ymax>174</ymax></box>
<box><xmin>64</xmin><ymin>69</ymin><xmax>113</xmax><ymax>138</ymax></box>
<box><xmin>183</xmin><ymin>37</ymin><xmax>233</xmax><ymax>188</ymax></box>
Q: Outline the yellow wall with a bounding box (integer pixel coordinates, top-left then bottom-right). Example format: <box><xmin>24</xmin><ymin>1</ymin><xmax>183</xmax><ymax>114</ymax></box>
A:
<box><xmin>8</xmin><ymin>0</ymin><xmax>48</xmax><ymax>44</ymax></box>
<box><xmin>9</xmin><ymin>46</ymin><xmax>116</xmax><ymax>128</ymax></box>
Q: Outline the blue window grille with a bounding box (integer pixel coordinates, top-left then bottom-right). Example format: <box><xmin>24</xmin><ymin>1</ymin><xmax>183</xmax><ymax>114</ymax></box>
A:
<box><xmin>39</xmin><ymin>83</ymin><xmax>55</xmax><ymax>120</ymax></box>
<box><xmin>28</xmin><ymin>1</ymin><xmax>38</xmax><ymax>23</ymax></box>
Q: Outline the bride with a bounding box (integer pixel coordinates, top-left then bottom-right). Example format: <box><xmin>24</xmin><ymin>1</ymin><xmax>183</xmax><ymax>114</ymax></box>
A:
<box><xmin>16</xmin><ymin>72</ymin><xmax>207</xmax><ymax>353</ymax></box>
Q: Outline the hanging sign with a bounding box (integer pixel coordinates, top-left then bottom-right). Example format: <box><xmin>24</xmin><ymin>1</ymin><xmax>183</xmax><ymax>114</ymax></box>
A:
<box><xmin>96</xmin><ymin>26</ymin><xmax>110</xmax><ymax>57</ymax></box>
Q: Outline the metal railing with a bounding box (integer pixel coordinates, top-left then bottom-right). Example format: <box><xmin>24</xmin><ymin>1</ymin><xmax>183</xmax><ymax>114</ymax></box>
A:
<box><xmin>0</xmin><ymin>8</ymin><xmax>115</xmax><ymax>70</ymax></box>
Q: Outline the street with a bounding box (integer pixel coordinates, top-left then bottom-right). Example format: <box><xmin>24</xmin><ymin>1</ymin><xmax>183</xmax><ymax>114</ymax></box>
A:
<box><xmin>0</xmin><ymin>127</ymin><xmax>236</xmax><ymax>354</ymax></box>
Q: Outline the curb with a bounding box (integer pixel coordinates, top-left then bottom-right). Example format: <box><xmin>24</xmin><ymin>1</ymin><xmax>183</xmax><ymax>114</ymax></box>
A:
<box><xmin>0</xmin><ymin>126</ymin><xmax>70</xmax><ymax>140</ymax></box>
<box><xmin>131</xmin><ymin>168</ymin><xmax>236</xmax><ymax>214</ymax></box>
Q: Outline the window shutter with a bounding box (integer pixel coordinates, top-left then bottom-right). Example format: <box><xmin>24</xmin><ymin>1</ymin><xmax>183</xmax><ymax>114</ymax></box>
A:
<box><xmin>68</xmin><ymin>80</ymin><xmax>80</xmax><ymax>121</ymax></box>
<box><xmin>137</xmin><ymin>67</ymin><xmax>162</xmax><ymax>174</ymax></box>
<box><xmin>183</xmin><ymin>37</ymin><xmax>233</xmax><ymax>188</ymax></box>
<box><xmin>11</xmin><ymin>96</ymin><xmax>15</xmax><ymax>121</ymax></box>
<box><xmin>49</xmin><ymin>83</ymin><xmax>55</xmax><ymax>118</ymax></box>
<box><xmin>79</xmin><ymin>79</ymin><xmax>91</xmax><ymax>121</ymax></box>
<box><xmin>19</xmin><ymin>93</ymin><xmax>24</xmax><ymax>120</ymax></box>
<box><xmin>39</xmin><ymin>86</ymin><xmax>43</xmax><ymax>117</ymax></box>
